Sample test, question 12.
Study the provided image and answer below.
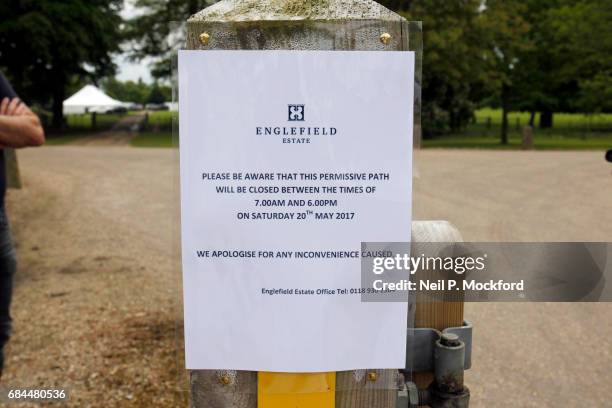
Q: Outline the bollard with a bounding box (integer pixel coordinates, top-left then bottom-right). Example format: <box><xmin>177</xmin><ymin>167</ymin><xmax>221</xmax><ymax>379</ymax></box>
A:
<box><xmin>185</xmin><ymin>2</ymin><xmax>427</xmax><ymax>407</ymax></box>
<box><xmin>4</xmin><ymin>148</ymin><xmax>21</xmax><ymax>189</ymax></box>
<box><xmin>522</xmin><ymin>126</ymin><xmax>534</xmax><ymax>150</ymax></box>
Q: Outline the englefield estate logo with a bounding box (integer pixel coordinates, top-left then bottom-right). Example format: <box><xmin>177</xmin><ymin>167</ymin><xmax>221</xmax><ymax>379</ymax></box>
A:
<box><xmin>288</xmin><ymin>104</ymin><xmax>305</xmax><ymax>121</ymax></box>
<box><xmin>255</xmin><ymin>103</ymin><xmax>337</xmax><ymax>144</ymax></box>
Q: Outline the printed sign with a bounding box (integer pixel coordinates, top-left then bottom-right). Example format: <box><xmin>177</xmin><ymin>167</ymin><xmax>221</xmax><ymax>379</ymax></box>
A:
<box><xmin>179</xmin><ymin>50</ymin><xmax>415</xmax><ymax>372</ymax></box>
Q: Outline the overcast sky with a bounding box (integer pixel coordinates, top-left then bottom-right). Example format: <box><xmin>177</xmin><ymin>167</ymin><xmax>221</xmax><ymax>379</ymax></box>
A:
<box><xmin>116</xmin><ymin>0</ymin><xmax>153</xmax><ymax>83</ymax></box>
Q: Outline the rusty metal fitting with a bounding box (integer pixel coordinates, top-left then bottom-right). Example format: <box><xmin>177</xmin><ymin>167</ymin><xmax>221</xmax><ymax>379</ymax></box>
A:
<box><xmin>434</xmin><ymin>334</ymin><xmax>465</xmax><ymax>394</ymax></box>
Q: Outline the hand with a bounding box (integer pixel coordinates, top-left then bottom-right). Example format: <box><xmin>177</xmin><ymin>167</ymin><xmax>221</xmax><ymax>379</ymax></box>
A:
<box><xmin>0</xmin><ymin>97</ymin><xmax>27</xmax><ymax>116</ymax></box>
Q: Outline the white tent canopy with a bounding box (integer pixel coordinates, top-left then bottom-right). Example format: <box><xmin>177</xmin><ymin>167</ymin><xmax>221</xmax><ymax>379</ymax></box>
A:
<box><xmin>63</xmin><ymin>85</ymin><xmax>123</xmax><ymax>114</ymax></box>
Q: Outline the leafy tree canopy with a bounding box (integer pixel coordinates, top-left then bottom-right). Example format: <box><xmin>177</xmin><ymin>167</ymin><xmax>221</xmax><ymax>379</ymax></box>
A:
<box><xmin>380</xmin><ymin>0</ymin><xmax>612</xmax><ymax>137</ymax></box>
<box><xmin>125</xmin><ymin>0</ymin><xmax>211</xmax><ymax>79</ymax></box>
<box><xmin>103</xmin><ymin>77</ymin><xmax>145</xmax><ymax>104</ymax></box>
<box><xmin>0</xmin><ymin>0</ymin><xmax>123</xmax><ymax>129</ymax></box>
<box><xmin>146</xmin><ymin>82</ymin><xmax>170</xmax><ymax>104</ymax></box>
<box><xmin>381</xmin><ymin>0</ymin><xmax>489</xmax><ymax>135</ymax></box>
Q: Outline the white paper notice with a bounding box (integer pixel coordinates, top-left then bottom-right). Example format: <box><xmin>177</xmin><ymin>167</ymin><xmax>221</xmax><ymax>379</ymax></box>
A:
<box><xmin>179</xmin><ymin>50</ymin><xmax>414</xmax><ymax>372</ymax></box>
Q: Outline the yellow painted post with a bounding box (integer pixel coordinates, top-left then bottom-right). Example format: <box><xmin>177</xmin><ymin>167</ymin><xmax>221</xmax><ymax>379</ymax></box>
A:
<box><xmin>258</xmin><ymin>372</ymin><xmax>335</xmax><ymax>408</ymax></box>
<box><xmin>4</xmin><ymin>148</ymin><xmax>21</xmax><ymax>189</ymax></box>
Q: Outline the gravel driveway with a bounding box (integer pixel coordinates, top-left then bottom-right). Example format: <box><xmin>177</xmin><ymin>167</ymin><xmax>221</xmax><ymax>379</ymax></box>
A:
<box><xmin>5</xmin><ymin>146</ymin><xmax>183</xmax><ymax>407</ymax></box>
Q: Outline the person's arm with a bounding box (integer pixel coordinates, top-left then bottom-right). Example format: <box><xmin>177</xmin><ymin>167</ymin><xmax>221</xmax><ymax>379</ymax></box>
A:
<box><xmin>0</xmin><ymin>97</ymin><xmax>45</xmax><ymax>147</ymax></box>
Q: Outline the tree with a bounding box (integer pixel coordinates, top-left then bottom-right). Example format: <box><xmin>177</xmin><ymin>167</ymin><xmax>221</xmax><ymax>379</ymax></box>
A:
<box><xmin>548</xmin><ymin>0</ymin><xmax>612</xmax><ymax>115</ymax></box>
<box><xmin>480</xmin><ymin>0</ymin><xmax>531</xmax><ymax>144</ymax></box>
<box><xmin>146</xmin><ymin>82</ymin><xmax>169</xmax><ymax>104</ymax></box>
<box><xmin>102</xmin><ymin>77</ymin><xmax>151</xmax><ymax>104</ymax></box>
<box><xmin>0</xmin><ymin>0</ymin><xmax>123</xmax><ymax>129</ymax></box>
<box><xmin>578</xmin><ymin>72</ymin><xmax>612</xmax><ymax>114</ymax></box>
<box><xmin>125</xmin><ymin>0</ymin><xmax>212</xmax><ymax>80</ymax></box>
<box><xmin>493</xmin><ymin>0</ymin><xmax>612</xmax><ymax>130</ymax></box>
<box><xmin>380</xmin><ymin>0</ymin><xmax>489</xmax><ymax>136</ymax></box>
<box><xmin>102</xmin><ymin>77</ymin><xmax>172</xmax><ymax>105</ymax></box>
<box><xmin>508</xmin><ymin>0</ymin><xmax>578</xmax><ymax>129</ymax></box>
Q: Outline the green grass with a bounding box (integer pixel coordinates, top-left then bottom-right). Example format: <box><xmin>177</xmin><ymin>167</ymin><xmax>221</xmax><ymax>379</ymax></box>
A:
<box><xmin>59</xmin><ymin>109</ymin><xmax>612</xmax><ymax>150</ymax></box>
<box><xmin>142</xmin><ymin>111</ymin><xmax>174</xmax><ymax>131</ymax></box>
<box><xmin>65</xmin><ymin>113</ymin><xmax>127</xmax><ymax>130</ymax></box>
<box><xmin>475</xmin><ymin>108</ymin><xmax>612</xmax><ymax>128</ymax></box>
<box><xmin>44</xmin><ymin>135</ymin><xmax>83</xmax><ymax>145</ymax></box>
<box><xmin>146</xmin><ymin>111</ymin><xmax>174</xmax><ymax>122</ymax></box>
<box><xmin>423</xmin><ymin>134</ymin><xmax>612</xmax><ymax>150</ymax></box>
<box><xmin>425</xmin><ymin>109</ymin><xmax>612</xmax><ymax>150</ymax></box>
<box><xmin>130</xmin><ymin>131</ymin><xmax>174</xmax><ymax>148</ymax></box>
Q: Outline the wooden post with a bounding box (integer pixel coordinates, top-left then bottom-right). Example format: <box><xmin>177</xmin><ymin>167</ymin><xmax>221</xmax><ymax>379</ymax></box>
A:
<box><xmin>411</xmin><ymin>221</ymin><xmax>464</xmax><ymax>395</ymax></box>
<box><xmin>522</xmin><ymin>126</ymin><xmax>534</xmax><ymax>150</ymax></box>
<box><xmin>4</xmin><ymin>148</ymin><xmax>21</xmax><ymax>189</ymax></box>
<box><xmin>185</xmin><ymin>2</ymin><xmax>428</xmax><ymax>407</ymax></box>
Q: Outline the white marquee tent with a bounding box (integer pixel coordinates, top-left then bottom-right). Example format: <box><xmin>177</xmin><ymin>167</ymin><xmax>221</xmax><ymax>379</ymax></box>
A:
<box><xmin>63</xmin><ymin>85</ymin><xmax>124</xmax><ymax>114</ymax></box>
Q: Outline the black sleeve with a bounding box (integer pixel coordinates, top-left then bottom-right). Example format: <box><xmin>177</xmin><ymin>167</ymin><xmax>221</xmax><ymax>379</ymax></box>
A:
<box><xmin>0</xmin><ymin>72</ymin><xmax>17</xmax><ymax>100</ymax></box>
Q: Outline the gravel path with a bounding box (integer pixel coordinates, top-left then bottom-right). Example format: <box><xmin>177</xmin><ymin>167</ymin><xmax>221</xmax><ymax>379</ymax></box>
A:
<box><xmin>415</xmin><ymin>149</ymin><xmax>612</xmax><ymax>407</ymax></box>
<box><xmin>5</xmin><ymin>146</ymin><xmax>184</xmax><ymax>407</ymax></box>
<box><xmin>3</xmin><ymin>146</ymin><xmax>611</xmax><ymax>407</ymax></box>
<box><xmin>68</xmin><ymin>114</ymin><xmax>146</xmax><ymax>146</ymax></box>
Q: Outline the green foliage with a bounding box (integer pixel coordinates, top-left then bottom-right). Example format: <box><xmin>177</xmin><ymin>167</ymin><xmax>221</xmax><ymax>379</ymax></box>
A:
<box><xmin>146</xmin><ymin>83</ymin><xmax>168</xmax><ymax>104</ymax></box>
<box><xmin>0</xmin><ymin>0</ymin><xmax>123</xmax><ymax>129</ymax></box>
<box><xmin>380</xmin><ymin>0</ymin><xmax>612</xmax><ymax>141</ymax></box>
<box><xmin>579</xmin><ymin>72</ymin><xmax>612</xmax><ymax>113</ymax></box>
<box><xmin>102</xmin><ymin>77</ymin><xmax>150</xmax><ymax>104</ymax></box>
<box><xmin>487</xmin><ymin>0</ymin><xmax>612</xmax><ymax>132</ymax></box>
<box><xmin>2</xmin><ymin>0</ymin><xmax>609</xmax><ymax>142</ymax></box>
<box><xmin>548</xmin><ymin>0</ymin><xmax>612</xmax><ymax>113</ymax></box>
<box><xmin>425</xmin><ymin>108</ymin><xmax>612</xmax><ymax>150</ymax></box>
<box><xmin>143</xmin><ymin>110</ymin><xmax>174</xmax><ymax>131</ymax></box>
<box><xmin>101</xmin><ymin>77</ymin><xmax>172</xmax><ymax>104</ymax></box>
<box><xmin>480</xmin><ymin>0</ymin><xmax>531</xmax><ymax>143</ymax></box>
<box><xmin>423</xmin><ymin>134</ymin><xmax>612</xmax><ymax>150</ymax></box>
<box><xmin>64</xmin><ymin>113</ymin><xmax>126</xmax><ymax>132</ymax></box>
<box><xmin>131</xmin><ymin>131</ymin><xmax>173</xmax><ymax>148</ymax></box>
<box><xmin>125</xmin><ymin>0</ymin><xmax>213</xmax><ymax>79</ymax></box>
<box><xmin>508</xmin><ymin>0</ymin><xmax>566</xmax><ymax>116</ymax></box>
<box><xmin>392</xmin><ymin>0</ymin><xmax>487</xmax><ymax>136</ymax></box>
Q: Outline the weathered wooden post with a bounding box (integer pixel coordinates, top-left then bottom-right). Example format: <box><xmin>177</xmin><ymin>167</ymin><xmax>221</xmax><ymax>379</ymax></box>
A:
<box><xmin>4</xmin><ymin>148</ymin><xmax>21</xmax><ymax>189</ymax></box>
<box><xmin>184</xmin><ymin>2</ymin><xmax>456</xmax><ymax>408</ymax></box>
<box><xmin>410</xmin><ymin>221</ymin><xmax>464</xmax><ymax>397</ymax></box>
<box><xmin>522</xmin><ymin>126</ymin><xmax>534</xmax><ymax>150</ymax></box>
